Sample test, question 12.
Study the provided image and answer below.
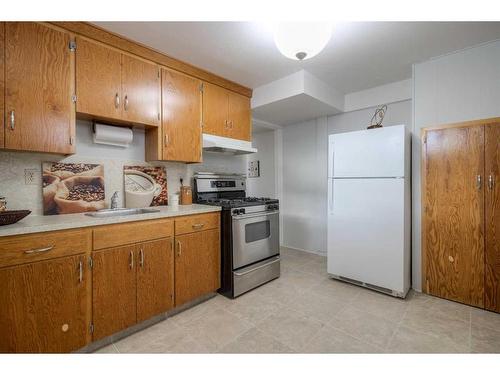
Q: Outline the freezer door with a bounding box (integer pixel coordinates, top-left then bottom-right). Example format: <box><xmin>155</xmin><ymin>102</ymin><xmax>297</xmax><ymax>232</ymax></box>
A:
<box><xmin>330</xmin><ymin>125</ymin><xmax>406</xmax><ymax>178</ymax></box>
<box><xmin>327</xmin><ymin>178</ymin><xmax>406</xmax><ymax>292</ymax></box>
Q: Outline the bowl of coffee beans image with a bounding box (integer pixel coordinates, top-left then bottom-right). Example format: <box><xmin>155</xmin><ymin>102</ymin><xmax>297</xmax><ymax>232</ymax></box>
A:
<box><xmin>54</xmin><ymin>176</ymin><xmax>106</xmax><ymax>214</ymax></box>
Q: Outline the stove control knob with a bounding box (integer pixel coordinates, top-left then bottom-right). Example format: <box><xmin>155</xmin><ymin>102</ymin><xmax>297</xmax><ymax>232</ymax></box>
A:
<box><xmin>240</xmin><ymin>208</ymin><xmax>245</xmax><ymax>215</ymax></box>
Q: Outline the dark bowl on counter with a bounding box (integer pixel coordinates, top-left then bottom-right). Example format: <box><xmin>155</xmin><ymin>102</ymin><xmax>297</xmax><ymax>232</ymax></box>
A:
<box><xmin>0</xmin><ymin>210</ymin><xmax>32</xmax><ymax>226</ymax></box>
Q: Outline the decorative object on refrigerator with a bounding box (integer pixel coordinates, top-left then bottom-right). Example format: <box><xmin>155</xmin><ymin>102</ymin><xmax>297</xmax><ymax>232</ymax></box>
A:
<box><xmin>42</xmin><ymin>162</ymin><xmax>105</xmax><ymax>215</ymax></box>
<box><xmin>367</xmin><ymin>104</ymin><xmax>387</xmax><ymax>129</ymax></box>
<box><xmin>247</xmin><ymin>160</ymin><xmax>260</xmax><ymax>178</ymax></box>
<box><xmin>124</xmin><ymin>166</ymin><xmax>167</xmax><ymax>208</ymax></box>
<box><xmin>327</xmin><ymin>125</ymin><xmax>410</xmax><ymax>298</ymax></box>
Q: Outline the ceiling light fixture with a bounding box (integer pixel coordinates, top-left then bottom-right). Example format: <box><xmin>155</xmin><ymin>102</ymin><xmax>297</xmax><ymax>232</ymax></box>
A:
<box><xmin>273</xmin><ymin>22</ymin><xmax>333</xmax><ymax>61</ymax></box>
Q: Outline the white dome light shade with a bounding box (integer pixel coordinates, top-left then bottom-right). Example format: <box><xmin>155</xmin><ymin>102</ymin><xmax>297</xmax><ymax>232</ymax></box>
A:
<box><xmin>273</xmin><ymin>22</ymin><xmax>333</xmax><ymax>61</ymax></box>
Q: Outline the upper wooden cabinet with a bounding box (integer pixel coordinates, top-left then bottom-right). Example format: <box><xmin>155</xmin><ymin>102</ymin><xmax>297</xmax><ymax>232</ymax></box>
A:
<box><xmin>0</xmin><ymin>23</ymin><xmax>5</xmax><ymax>149</ymax></box>
<box><xmin>4</xmin><ymin>22</ymin><xmax>75</xmax><ymax>154</ymax></box>
<box><xmin>146</xmin><ymin>68</ymin><xmax>202</xmax><ymax>163</ymax></box>
<box><xmin>202</xmin><ymin>82</ymin><xmax>252</xmax><ymax>141</ymax></box>
<box><xmin>75</xmin><ymin>37</ymin><xmax>160</xmax><ymax>127</ymax></box>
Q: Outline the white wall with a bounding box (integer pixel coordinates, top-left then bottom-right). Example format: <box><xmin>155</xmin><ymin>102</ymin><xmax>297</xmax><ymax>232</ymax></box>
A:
<box><xmin>281</xmin><ymin>100</ymin><xmax>412</xmax><ymax>256</ymax></box>
<box><xmin>412</xmin><ymin>39</ymin><xmax>500</xmax><ymax>291</ymax></box>
<box><xmin>0</xmin><ymin>120</ymin><xmax>246</xmax><ymax>215</ymax></box>
<box><xmin>246</xmin><ymin>131</ymin><xmax>276</xmax><ymax>198</ymax></box>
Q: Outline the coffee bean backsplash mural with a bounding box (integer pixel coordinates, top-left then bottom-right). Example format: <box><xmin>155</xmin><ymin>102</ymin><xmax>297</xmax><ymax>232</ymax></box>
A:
<box><xmin>124</xmin><ymin>165</ymin><xmax>168</xmax><ymax>208</ymax></box>
<box><xmin>42</xmin><ymin>162</ymin><xmax>106</xmax><ymax>215</ymax></box>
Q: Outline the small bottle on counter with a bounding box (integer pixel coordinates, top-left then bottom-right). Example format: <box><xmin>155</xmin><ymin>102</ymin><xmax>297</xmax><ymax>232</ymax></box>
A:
<box><xmin>0</xmin><ymin>197</ymin><xmax>6</xmax><ymax>212</ymax></box>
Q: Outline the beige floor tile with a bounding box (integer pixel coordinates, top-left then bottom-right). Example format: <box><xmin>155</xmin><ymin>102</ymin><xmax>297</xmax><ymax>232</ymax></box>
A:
<box><xmin>280</xmin><ymin>254</ymin><xmax>314</xmax><ymax>270</ymax></box>
<box><xmin>328</xmin><ymin>305</ymin><xmax>398</xmax><ymax>348</ymax></box>
<box><xmin>350</xmin><ymin>288</ymin><xmax>409</xmax><ymax>323</ymax></box>
<box><xmin>281</xmin><ymin>247</ymin><xmax>318</xmax><ymax>260</ymax></box>
<box><xmin>183</xmin><ymin>308</ymin><xmax>254</xmax><ymax>351</ymax></box>
<box><xmin>218</xmin><ymin>328</ymin><xmax>294</xmax><ymax>353</ymax></box>
<box><xmin>282</xmin><ymin>289</ymin><xmax>346</xmax><ymax>323</ymax></box>
<box><xmin>400</xmin><ymin>305</ymin><xmax>470</xmax><ymax>349</ymax></box>
<box><xmin>387</xmin><ymin>326</ymin><xmax>469</xmax><ymax>353</ymax></box>
<box><xmin>168</xmin><ymin>297</ymin><xmax>220</xmax><ymax>327</ymax></box>
<box><xmin>471</xmin><ymin>324</ymin><xmax>500</xmax><ymax>353</ymax></box>
<box><xmin>297</xmin><ymin>258</ymin><xmax>328</xmax><ymax>276</ymax></box>
<box><xmin>407</xmin><ymin>292</ymin><xmax>471</xmax><ymax>322</ymax></box>
<box><xmin>471</xmin><ymin>308</ymin><xmax>500</xmax><ymax>333</ymax></box>
<box><xmin>310</xmin><ymin>279</ymin><xmax>362</xmax><ymax>304</ymax></box>
<box><xmin>304</xmin><ymin>325</ymin><xmax>383</xmax><ymax>353</ymax></box>
<box><xmin>225</xmin><ymin>291</ymin><xmax>284</xmax><ymax>324</ymax></box>
<box><xmin>256</xmin><ymin>307</ymin><xmax>324</xmax><ymax>351</ymax></box>
<box><xmin>93</xmin><ymin>344</ymin><xmax>118</xmax><ymax>353</ymax></box>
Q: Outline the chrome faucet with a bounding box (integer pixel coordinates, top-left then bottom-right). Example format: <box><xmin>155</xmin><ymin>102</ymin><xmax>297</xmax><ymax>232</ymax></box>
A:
<box><xmin>110</xmin><ymin>191</ymin><xmax>119</xmax><ymax>209</ymax></box>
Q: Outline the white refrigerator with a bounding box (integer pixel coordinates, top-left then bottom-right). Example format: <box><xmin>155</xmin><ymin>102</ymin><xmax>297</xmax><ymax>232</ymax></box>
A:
<box><xmin>327</xmin><ymin>125</ymin><xmax>411</xmax><ymax>298</ymax></box>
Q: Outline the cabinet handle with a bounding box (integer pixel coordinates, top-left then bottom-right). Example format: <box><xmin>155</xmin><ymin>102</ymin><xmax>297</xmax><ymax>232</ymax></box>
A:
<box><xmin>129</xmin><ymin>250</ymin><xmax>134</xmax><ymax>269</ymax></box>
<box><xmin>164</xmin><ymin>134</ymin><xmax>169</xmax><ymax>147</ymax></box>
<box><xmin>124</xmin><ymin>95</ymin><xmax>129</xmax><ymax>111</ymax></box>
<box><xmin>9</xmin><ymin>110</ymin><xmax>15</xmax><ymax>130</ymax></box>
<box><xmin>224</xmin><ymin>119</ymin><xmax>228</xmax><ymax>129</ymax></box>
<box><xmin>229</xmin><ymin>120</ymin><xmax>234</xmax><ymax>129</ymax></box>
<box><xmin>192</xmin><ymin>223</ymin><xmax>205</xmax><ymax>230</ymax></box>
<box><xmin>177</xmin><ymin>240</ymin><xmax>182</xmax><ymax>257</ymax></box>
<box><xmin>488</xmin><ymin>175</ymin><xmax>495</xmax><ymax>190</ymax></box>
<box><xmin>139</xmin><ymin>248</ymin><xmax>144</xmax><ymax>267</ymax></box>
<box><xmin>477</xmin><ymin>175</ymin><xmax>482</xmax><ymax>190</ymax></box>
<box><xmin>78</xmin><ymin>261</ymin><xmax>83</xmax><ymax>283</ymax></box>
<box><xmin>115</xmin><ymin>93</ymin><xmax>120</xmax><ymax>109</ymax></box>
<box><xmin>24</xmin><ymin>246</ymin><xmax>54</xmax><ymax>254</ymax></box>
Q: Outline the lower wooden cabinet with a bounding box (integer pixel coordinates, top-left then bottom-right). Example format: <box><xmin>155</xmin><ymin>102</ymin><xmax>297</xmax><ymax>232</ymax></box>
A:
<box><xmin>92</xmin><ymin>238</ymin><xmax>174</xmax><ymax>340</ymax></box>
<box><xmin>137</xmin><ymin>239</ymin><xmax>174</xmax><ymax>322</ymax></box>
<box><xmin>175</xmin><ymin>229</ymin><xmax>220</xmax><ymax>306</ymax></box>
<box><xmin>92</xmin><ymin>244</ymin><xmax>137</xmax><ymax>341</ymax></box>
<box><xmin>0</xmin><ymin>254</ymin><xmax>91</xmax><ymax>353</ymax></box>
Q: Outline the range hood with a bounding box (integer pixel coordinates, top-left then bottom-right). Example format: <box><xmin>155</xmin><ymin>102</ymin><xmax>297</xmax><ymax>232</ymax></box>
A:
<box><xmin>202</xmin><ymin>134</ymin><xmax>257</xmax><ymax>155</ymax></box>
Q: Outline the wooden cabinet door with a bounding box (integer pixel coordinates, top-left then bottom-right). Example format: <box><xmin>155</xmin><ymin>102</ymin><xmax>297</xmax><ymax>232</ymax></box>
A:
<box><xmin>423</xmin><ymin>126</ymin><xmax>485</xmax><ymax>307</ymax></box>
<box><xmin>0</xmin><ymin>254</ymin><xmax>90</xmax><ymax>353</ymax></box>
<box><xmin>122</xmin><ymin>54</ymin><xmax>160</xmax><ymax>126</ymax></box>
<box><xmin>485</xmin><ymin>123</ymin><xmax>500</xmax><ymax>312</ymax></box>
<box><xmin>162</xmin><ymin>68</ymin><xmax>202</xmax><ymax>162</ymax></box>
<box><xmin>0</xmin><ymin>22</ymin><xmax>4</xmax><ymax>149</ymax></box>
<box><xmin>92</xmin><ymin>245</ymin><xmax>137</xmax><ymax>341</ymax></box>
<box><xmin>137</xmin><ymin>239</ymin><xmax>174</xmax><ymax>322</ymax></box>
<box><xmin>228</xmin><ymin>91</ymin><xmax>251</xmax><ymax>141</ymax></box>
<box><xmin>76</xmin><ymin>37</ymin><xmax>122</xmax><ymax>120</ymax></box>
<box><xmin>174</xmin><ymin>229</ymin><xmax>220</xmax><ymax>306</ymax></box>
<box><xmin>202</xmin><ymin>82</ymin><xmax>228</xmax><ymax>137</ymax></box>
<box><xmin>5</xmin><ymin>22</ymin><xmax>74</xmax><ymax>154</ymax></box>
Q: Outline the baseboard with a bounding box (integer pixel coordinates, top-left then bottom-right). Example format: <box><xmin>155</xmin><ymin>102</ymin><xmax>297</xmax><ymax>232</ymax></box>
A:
<box><xmin>281</xmin><ymin>244</ymin><xmax>326</xmax><ymax>257</ymax></box>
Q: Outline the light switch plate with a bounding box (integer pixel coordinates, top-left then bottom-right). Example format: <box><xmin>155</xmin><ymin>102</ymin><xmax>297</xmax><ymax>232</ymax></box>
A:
<box><xmin>24</xmin><ymin>168</ymin><xmax>41</xmax><ymax>185</ymax></box>
<box><xmin>248</xmin><ymin>160</ymin><xmax>260</xmax><ymax>178</ymax></box>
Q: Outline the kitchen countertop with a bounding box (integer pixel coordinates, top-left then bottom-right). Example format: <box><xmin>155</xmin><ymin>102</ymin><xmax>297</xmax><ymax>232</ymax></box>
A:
<box><xmin>0</xmin><ymin>204</ymin><xmax>221</xmax><ymax>237</ymax></box>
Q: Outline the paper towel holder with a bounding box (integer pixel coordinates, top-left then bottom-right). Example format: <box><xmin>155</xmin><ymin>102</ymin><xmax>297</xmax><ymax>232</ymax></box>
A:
<box><xmin>92</xmin><ymin>122</ymin><xmax>134</xmax><ymax>148</ymax></box>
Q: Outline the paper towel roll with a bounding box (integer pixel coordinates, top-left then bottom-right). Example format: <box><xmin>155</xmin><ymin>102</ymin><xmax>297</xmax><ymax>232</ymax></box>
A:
<box><xmin>93</xmin><ymin>123</ymin><xmax>133</xmax><ymax>148</ymax></box>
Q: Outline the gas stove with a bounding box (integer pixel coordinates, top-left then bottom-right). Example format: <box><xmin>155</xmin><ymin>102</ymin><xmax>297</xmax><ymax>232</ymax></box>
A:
<box><xmin>193</xmin><ymin>172</ymin><xmax>280</xmax><ymax>298</ymax></box>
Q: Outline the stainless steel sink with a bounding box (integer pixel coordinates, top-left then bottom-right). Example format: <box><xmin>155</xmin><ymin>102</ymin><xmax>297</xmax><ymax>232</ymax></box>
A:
<box><xmin>85</xmin><ymin>208</ymin><xmax>161</xmax><ymax>218</ymax></box>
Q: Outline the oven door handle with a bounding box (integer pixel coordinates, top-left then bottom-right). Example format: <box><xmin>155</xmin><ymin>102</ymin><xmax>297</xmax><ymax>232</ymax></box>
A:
<box><xmin>233</xmin><ymin>257</ymin><xmax>280</xmax><ymax>276</ymax></box>
<box><xmin>232</xmin><ymin>211</ymin><xmax>279</xmax><ymax>220</ymax></box>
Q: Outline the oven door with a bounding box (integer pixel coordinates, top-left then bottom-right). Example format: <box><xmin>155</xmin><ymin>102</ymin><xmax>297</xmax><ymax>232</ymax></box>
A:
<box><xmin>232</xmin><ymin>210</ymin><xmax>280</xmax><ymax>269</ymax></box>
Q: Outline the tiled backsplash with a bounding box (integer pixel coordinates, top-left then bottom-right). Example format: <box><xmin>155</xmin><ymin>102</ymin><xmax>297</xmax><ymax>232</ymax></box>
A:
<box><xmin>0</xmin><ymin>120</ymin><xmax>247</xmax><ymax>215</ymax></box>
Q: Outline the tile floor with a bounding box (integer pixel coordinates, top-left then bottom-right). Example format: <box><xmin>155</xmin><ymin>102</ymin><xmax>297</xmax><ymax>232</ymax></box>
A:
<box><xmin>95</xmin><ymin>247</ymin><xmax>500</xmax><ymax>353</ymax></box>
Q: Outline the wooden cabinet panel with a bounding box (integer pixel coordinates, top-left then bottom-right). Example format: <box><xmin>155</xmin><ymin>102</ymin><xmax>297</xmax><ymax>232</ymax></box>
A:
<box><xmin>228</xmin><ymin>91</ymin><xmax>251</xmax><ymax>141</ymax></box>
<box><xmin>0</xmin><ymin>22</ymin><xmax>4</xmax><ymax>148</ymax></box>
<box><xmin>93</xmin><ymin>218</ymin><xmax>173</xmax><ymax>250</ymax></box>
<box><xmin>5</xmin><ymin>22</ymin><xmax>74</xmax><ymax>154</ymax></box>
<box><xmin>0</xmin><ymin>228</ymin><xmax>91</xmax><ymax>268</ymax></box>
<box><xmin>76</xmin><ymin>37</ymin><xmax>122</xmax><ymax>120</ymax></box>
<box><xmin>174</xmin><ymin>229</ymin><xmax>220</xmax><ymax>306</ymax></box>
<box><xmin>202</xmin><ymin>82</ymin><xmax>228</xmax><ymax>137</ymax></box>
<box><xmin>161</xmin><ymin>68</ymin><xmax>202</xmax><ymax>162</ymax></box>
<box><xmin>174</xmin><ymin>212</ymin><xmax>220</xmax><ymax>236</ymax></box>
<box><xmin>485</xmin><ymin>123</ymin><xmax>500</xmax><ymax>312</ymax></box>
<box><xmin>137</xmin><ymin>239</ymin><xmax>174</xmax><ymax>322</ymax></box>
<box><xmin>0</xmin><ymin>254</ymin><xmax>90</xmax><ymax>353</ymax></box>
<box><xmin>92</xmin><ymin>245</ymin><xmax>137</xmax><ymax>341</ymax></box>
<box><xmin>122</xmin><ymin>54</ymin><xmax>160</xmax><ymax>126</ymax></box>
<box><xmin>423</xmin><ymin>126</ymin><xmax>485</xmax><ymax>307</ymax></box>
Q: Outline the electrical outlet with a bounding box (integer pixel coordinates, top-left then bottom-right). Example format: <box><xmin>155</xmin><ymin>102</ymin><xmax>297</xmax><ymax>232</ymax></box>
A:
<box><xmin>24</xmin><ymin>168</ymin><xmax>41</xmax><ymax>185</ymax></box>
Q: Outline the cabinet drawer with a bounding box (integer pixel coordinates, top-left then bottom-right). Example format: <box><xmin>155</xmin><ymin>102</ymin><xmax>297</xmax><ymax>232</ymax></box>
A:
<box><xmin>0</xmin><ymin>229</ymin><xmax>91</xmax><ymax>268</ymax></box>
<box><xmin>174</xmin><ymin>213</ymin><xmax>220</xmax><ymax>236</ymax></box>
<box><xmin>93</xmin><ymin>218</ymin><xmax>173</xmax><ymax>250</ymax></box>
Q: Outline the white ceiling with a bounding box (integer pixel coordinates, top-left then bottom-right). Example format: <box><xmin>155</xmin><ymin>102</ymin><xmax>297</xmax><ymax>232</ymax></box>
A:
<box><xmin>94</xmin><ymin>22</ymin><xmax>500</xmax><ymax>93</ymax></box>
